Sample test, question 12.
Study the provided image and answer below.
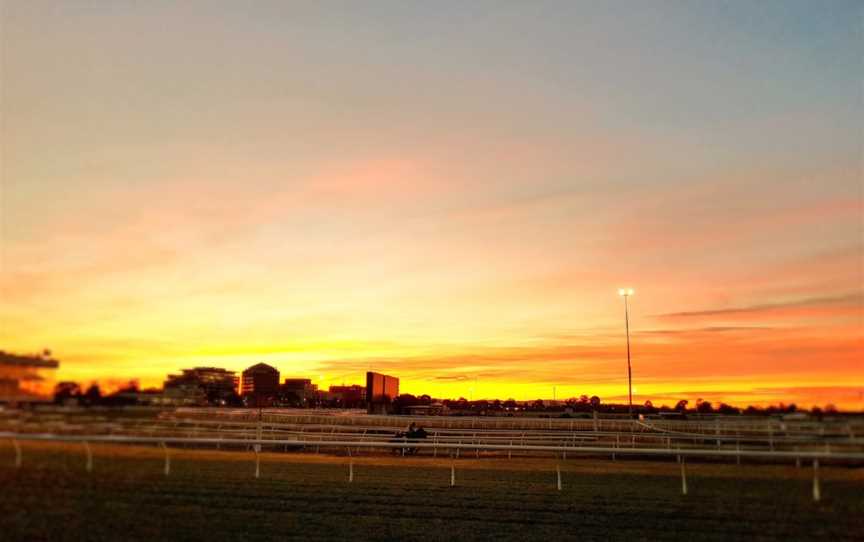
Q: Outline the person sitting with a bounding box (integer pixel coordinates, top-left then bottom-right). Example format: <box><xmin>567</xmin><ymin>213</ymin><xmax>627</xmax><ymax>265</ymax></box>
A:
<box><xmin>390</xmin><ymin>430</ymin><xmax>406</xmax><ymax>455</ymax></box>
<box><xmin>406</xmin><ymin>426</ymin><xmax>428</xmax><ymax>455</ymax></box>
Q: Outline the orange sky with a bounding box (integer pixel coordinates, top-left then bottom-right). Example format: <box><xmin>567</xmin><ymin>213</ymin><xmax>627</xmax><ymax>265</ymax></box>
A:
<box><xmin>1</xmin><ymin>2</ymin><xmax>862</xmax><ymax>410</ymax></box>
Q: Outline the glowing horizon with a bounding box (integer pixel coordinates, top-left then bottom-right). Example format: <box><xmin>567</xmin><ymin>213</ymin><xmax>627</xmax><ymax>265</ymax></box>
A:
<box><xmin>2</xmin><ymin>2</ymin><xmax>862</xmax><ymax>410</ymax></box>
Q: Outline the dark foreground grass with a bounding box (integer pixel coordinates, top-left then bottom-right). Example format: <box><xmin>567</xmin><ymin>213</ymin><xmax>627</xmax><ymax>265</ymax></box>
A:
<box><xmin>1</xmin><ymin>443</ymin><xmax>862</xmax><ymax>541</ymax></box>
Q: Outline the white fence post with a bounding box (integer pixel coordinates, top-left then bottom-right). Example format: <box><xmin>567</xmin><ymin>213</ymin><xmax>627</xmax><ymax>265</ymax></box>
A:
<box><xmin>680</xmin><ymin>456</ymin><xmax>688</xmax><ymax>495</ymax></box>
<box><xmin>12</xmin><ymin>439</ymin><xmax>21</xmax><ymax>468</ymax></box>
<box><xmin>254</xmin><ymin>449</ymin><xmax>260</xmax><ymax>479</ymax></box>
<box><xmin>161</xmin><ymin>442</ymin><xmax>171</xmax><ymax>476</ymax></box>
<box><xmin>348</xmin><ymin>459</ymin><xmax>354</xmax><ymax>483</ymax></box>
<box><xmin>556</xmin><ymin>464</ymin><xmax>562</xmax><ymax>491</ymax></box>
<box><xmin>812</xmin><ymin>459</ymin><xmax>820</xmax><ymax>502</ymax></box>
<box><xmin>84</xmin><ymin>441</ymin><xmax>93</xmax><ymax>473</ymax></box>
<box><xmin>450</xmin><ymin>462</ymin><xmax>456</xmax><ymax>487</ymax></box>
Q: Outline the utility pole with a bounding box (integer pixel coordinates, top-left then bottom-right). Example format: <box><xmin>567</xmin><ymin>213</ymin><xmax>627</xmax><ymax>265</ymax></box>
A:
<box><xmin>618</xmin><ymin>288</ymin><xmax>635</xmax><ymax>416</ymax></box>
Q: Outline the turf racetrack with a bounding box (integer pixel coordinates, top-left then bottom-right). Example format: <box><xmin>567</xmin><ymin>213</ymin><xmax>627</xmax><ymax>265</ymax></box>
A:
<box><xmin>1</xmin><ymin>442</ymin><xmax>862</xmax><ymax>541</ymax></box>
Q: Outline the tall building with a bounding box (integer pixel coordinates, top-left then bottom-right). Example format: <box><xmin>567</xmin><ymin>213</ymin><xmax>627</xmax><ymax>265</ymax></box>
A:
<box><xmin>164</xmin><ymin>367</ymin><xmax>239</xmax><ymax>406</ymax></box>
<box><xmin>242</xmin><ymin>363</ymin><xmax>280</xmax><ymax>406</ymax></box>
<box><xmin>366</xmin><ymin>371</ymin><xmax>399</xmax><ymax>414</ymax></box>
<box><xmin>0</xmin><ymin>350</ymin><xmax>59</xmax><ymax>403</ymax></box>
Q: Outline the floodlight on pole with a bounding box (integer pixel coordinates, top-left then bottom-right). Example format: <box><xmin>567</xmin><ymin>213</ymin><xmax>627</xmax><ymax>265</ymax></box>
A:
<box><xmin>618</xmin><ymin>288</ymin><xmax>634</xmax><ymax>416</ymax></box>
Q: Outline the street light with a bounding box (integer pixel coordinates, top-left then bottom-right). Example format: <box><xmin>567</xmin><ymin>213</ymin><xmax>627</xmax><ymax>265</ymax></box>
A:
<box><xmin>618</xmin><ymin>288</ymin><xmax>634</xmax><ymax>416</ymax></box>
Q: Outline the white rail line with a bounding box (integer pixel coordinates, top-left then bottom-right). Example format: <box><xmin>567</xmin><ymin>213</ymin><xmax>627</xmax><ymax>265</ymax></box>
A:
<box><xmin>4</xmin><ymin>432</ymin><xmax>864</xmax><ymax>461</ymax></box>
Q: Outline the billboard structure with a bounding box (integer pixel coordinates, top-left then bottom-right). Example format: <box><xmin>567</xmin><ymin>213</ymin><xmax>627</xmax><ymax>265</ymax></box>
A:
<box><xmin>366</xmin><ymin>371</ymin><xmax>399</xmax><ymax>414</ymax></box>
<box><xmin>0</xmin><ymin>350</ymin><xmax>59</xmax><ymax>404</ymax></box>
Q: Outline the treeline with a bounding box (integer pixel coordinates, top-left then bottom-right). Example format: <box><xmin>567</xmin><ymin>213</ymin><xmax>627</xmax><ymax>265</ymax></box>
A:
<box><xmin>52</xmin><ymin>381</ymin><xmax>841</xmax><ymax>417</ymax></box>
<box><xmin>393</xmin><ymin>393</ymin><xmax>839</xmax><ymax>417</ymax></box>
<box><xmin>53</xmin><ymin>381</ymin><xmax>151</xmax><ymax>407</ymax></box>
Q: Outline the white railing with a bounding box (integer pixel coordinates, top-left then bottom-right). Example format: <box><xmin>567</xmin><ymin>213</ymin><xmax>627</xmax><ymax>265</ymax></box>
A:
<box><xmin>3</xmin><ymin>431</ymin><xmax>864</xmax><ymax>461</ymax></box>
<box><xmin>5</xmin><ymin>431</ymin><xmax>859</xmax><ymax>501</ymax></box>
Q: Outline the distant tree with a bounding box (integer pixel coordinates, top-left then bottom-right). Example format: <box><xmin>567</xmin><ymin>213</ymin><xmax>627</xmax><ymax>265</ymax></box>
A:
<box><xmin>116</xmin><ymin>380</ymin><xmax>139</xmax><ymax>393</ymax></box>
<box><xmin>394</xmin><ymin>394</ymin><xmax>420</xmax><ymax>410</ymax></box>
<box><xmin>717</xmin><ymin>403</ymin><xmax>740</xmax><ymax>415</ymax></box>
<box><xmin>83</xmin><ymin>384</ymin><xmax>102</xmax><ymax>406</ymax></box>
<box><xmin>502</xmin><ymin>399</ymin><xmax>517</xmax><ymax>410</ymax></box>
<box><xmin>674</xmin><ymin>400</ymin><xmax>689</xmax><ymax>412</ymax></box>
<box><xmin>696</xmin><ymin>399</ymin><xmax>714</xmax><ymax>414</ymax></box>
<box><xmin>579</xmin><ymin>395</ymin><xmax>590</xmax><ymax>404</ymax></box>
<box><xmin>531</xmin><ymin>399</ymin><xmax>545</xmax><ymax>411</ymax></box>
<box><xmin>54</xmin><ymin>381</ymin><xmax>81</xmax><ymax>404</ymax></box>
<box><xmin>744</xmin><ymin>405</ymin><xmax>762</xmax><ymax>416</ymax></box>
<box><xmin>810</xmin><ymin>406</ymin><xmax>823</xmax><ymax>420</ymax></box>
<box><xmin>643</xmin><ymin>400</ymin><xmax>657</xmax><ymax>414</ymax></box>
<box><xmin>589</xmin><ymin>396</ymin><xmax>601</xmax><ymax>409</ymax></box>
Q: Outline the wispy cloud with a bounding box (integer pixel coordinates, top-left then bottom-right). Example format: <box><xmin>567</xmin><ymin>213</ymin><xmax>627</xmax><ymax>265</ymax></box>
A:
<box><xmin>655</xmin><ymin>293</ymin><xmax>862</xmax><ymax>320</ymax></box>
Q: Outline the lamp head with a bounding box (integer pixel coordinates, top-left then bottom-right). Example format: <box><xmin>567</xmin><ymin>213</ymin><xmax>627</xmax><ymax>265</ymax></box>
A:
<box><xmin>618</xmin><ymin>288</ymin><xmax>635</xmax><ymax>297</ymax></box>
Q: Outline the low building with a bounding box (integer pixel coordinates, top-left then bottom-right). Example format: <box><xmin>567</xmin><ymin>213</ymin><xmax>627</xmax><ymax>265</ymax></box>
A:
<box><xmin>329</xmin><ymin>384</ymin><xmax>366</xmax><ymax>408</ymax></box>
<box><xmin>282</xmin><ymin>378</ymin><xmax>318</xmax><ymax>406</ymax></box>
<box><xmin>403</xmin><ymin>403</ymin><xmax>448</xmax><ymax>416</ymax></box>
<box><xmin>242</xmin><ymin>363</ymin><xmax>280</xmax><ymax>406</ymax></box>
<box><xmin>164</xmin><ymin>367</ymin><xmax>239</xmax><ymax>406</ymax></box>
<box><xmin>0</xmin><ymin>350</ymin><xmax>59</xmax><ymax>404</ymax></box>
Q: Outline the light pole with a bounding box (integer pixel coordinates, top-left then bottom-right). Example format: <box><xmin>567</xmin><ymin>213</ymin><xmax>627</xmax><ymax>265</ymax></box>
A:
<box><xmin>618</xmin><ymin>288</ymin><xmax>634</xmax><ymax>416</ymax></box>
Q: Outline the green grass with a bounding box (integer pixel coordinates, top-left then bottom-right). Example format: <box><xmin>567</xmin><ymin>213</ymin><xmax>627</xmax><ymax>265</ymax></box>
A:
<box><xmin>1</xmin><ymin>444</ymin><xmax>862</xmax><ymax>541</ymax></box>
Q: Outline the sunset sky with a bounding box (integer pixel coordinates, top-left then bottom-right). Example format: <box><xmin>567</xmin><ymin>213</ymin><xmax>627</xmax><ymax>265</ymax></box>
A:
<box><xmin>1</xmin><ymin>1</ymin><xmax>862</xmax><ymax>409</ymax></box>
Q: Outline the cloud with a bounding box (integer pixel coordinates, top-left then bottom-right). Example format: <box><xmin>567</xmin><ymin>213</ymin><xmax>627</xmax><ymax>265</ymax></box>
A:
<box><xmin>637</xmin><ymin>326</ymin><xmax>774</xmax><ymax>335</ymax></box>
<box><xmin>654</xmin><ymin>293</ymin><xmax>862</xmax><ymax>320</ymax></box>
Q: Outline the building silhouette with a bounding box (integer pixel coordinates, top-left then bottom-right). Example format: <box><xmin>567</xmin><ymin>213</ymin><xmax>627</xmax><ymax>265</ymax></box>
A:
<box><xmin>242</xmin><ymin>363</ymin><xmax>280</xmax><ymax>406</ymax></box>
<box><xmin>282</xmin><ymin>378</ymin><xmax>317</xmax><ymax>406</ymax></box>
<box><xmin>164</xmin><ymin>367</ymin><xmax>239</xmax><ymax>406</ymax></box>
<box><xmin>329</xmin><ymin>384</ymin><xmax>366</xmax><ymax>408</ymax></box>
<box><xmin>0</xmin><ymin>350</ymin><xmax>59</xmax><ymax>404</ymax></box>
<box><xmin>366</xmin><ymin>371</ymin><xmax>399</xmax><ymax>414</ymax></box>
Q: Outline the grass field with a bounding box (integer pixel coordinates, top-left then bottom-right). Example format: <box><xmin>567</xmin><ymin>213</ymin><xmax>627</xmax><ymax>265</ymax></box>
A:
<box><xmin>1</xmin><ymin>442</ymin><xmax>862</xmax><ymax>541</ymax></box>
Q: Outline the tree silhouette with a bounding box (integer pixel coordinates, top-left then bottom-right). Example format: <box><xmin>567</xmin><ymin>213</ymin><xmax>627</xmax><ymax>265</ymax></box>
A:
<box><xmin>53</xmin><ymin>381</ymin><xmax>81</xmax><ymax>404</ymax></box>
<box><xmin>83</xmin><ymin>384</ymin><xmax>102</xmax><ymax>406</ymax></box>
<box><xmin>696</xmin><ymin>399</ymin><xmax>714</xmax><ymax>413</ymax></box>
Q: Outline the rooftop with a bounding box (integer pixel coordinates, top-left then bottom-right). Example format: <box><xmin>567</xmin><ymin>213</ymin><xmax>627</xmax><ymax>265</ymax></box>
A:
<box><xmin>0</xmin><ymin>351</ymin><xmax>59</xmax><ymax>369</ymax></box>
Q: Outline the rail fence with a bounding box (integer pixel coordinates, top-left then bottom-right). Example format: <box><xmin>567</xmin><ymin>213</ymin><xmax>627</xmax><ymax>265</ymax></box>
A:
<box><xmin>4</xmin><ymin>412</ymin><xmax>860</xmax><ymax>459</ymax></box>
<box><xmin>3</xmin><ymin>430</ymin><xmax>863</xmax><ymax>503</ymax></box>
